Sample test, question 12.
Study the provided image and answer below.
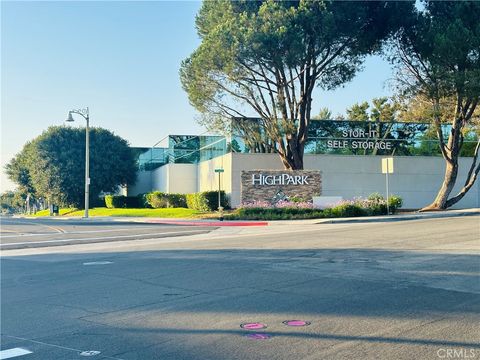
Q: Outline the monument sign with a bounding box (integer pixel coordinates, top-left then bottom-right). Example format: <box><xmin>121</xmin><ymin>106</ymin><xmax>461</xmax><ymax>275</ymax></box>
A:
<box><xmin>241</xmin><ymin>170</ymin><xmax>321</xmax><ymax>204</ymax></box>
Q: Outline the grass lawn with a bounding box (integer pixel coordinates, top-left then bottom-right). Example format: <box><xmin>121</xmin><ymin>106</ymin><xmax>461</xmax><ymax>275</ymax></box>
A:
<box><xmin>32</xmin><ymin>207</ymin><xmax>202</xmax><ymax>218</ymax></box>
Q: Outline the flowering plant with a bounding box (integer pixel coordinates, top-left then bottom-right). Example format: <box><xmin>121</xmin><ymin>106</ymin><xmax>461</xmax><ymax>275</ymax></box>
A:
<box><xmin>240</xmin><ymin>200</ymin><xmax>314</xmax><ymax>209</ymax></box>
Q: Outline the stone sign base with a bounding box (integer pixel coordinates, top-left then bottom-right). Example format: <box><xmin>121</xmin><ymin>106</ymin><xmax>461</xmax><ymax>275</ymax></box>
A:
<box><xmin>241</xmin><ymin>170</ymin><xmax>322</xmax><ymax>204</ymax></box>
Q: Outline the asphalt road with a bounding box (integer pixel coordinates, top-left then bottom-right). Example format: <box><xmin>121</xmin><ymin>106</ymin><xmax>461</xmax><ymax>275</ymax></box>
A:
<box><xmin>0</xmin><ymin>217</ymin><xmax>214</xmax><ymax>249</ymax></box>
<box><xmin>1</xmin><ymin>216</ymin><xmax>479</xmax><ymax>360</ymax></box>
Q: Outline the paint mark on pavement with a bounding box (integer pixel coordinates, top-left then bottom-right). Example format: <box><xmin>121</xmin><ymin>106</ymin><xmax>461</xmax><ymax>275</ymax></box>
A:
<box><xmin>80</xmin><ymin>350</ymin><xmax>101</xmax><ymax>356</ymax></box>
<box><xmin>246</xmin><ymin>333</ymin><xmax>271</xmax><ymax>340</ymax></box>
<box><xmin>283</xmin><ymin>320</ymin><xmax>311</xmax><ymax>327</ymax></box>
<box><xmin>0</xmin><ymin>348</ymin><xmax>32</xmax><ymax>359</ymax></box>
<box><xmin>240</xmin><ymin>322</ymin><xmax>267</xmax><ymax>330</ymax></box>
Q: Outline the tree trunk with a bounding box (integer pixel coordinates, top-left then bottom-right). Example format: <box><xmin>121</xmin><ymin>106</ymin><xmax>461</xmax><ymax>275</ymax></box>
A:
<box><xmin>277</xmin><ymin>141</ymin><xmax>304</xmax><ymax>170</ymax></box>
<box><xmin>421</xmin><ymin>108</ymin><xmax>463</xmax><ymax>211</ymax></box>
<box><xmin>420</xmin><ymin>159</ymin><xmax>458</xmax><ymax>211</ymax></box>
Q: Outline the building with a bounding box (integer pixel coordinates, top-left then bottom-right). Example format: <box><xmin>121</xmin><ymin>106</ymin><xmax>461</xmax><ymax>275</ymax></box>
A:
<box><xmin>128</xmin><ymin>120</ymin><xmax>479</xmax><ymax>209</ymax></box>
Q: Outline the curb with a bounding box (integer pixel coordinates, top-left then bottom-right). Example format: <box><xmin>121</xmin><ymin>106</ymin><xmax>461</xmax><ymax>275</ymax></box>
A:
<box><xmin>312</xmin><ymin>209</ymin><xmax>479</xmax><ymax>225</ymax></box>
<box><xmin>133</xmin><ymin>219</ymin><xmax>268</xmax><ymax>227</ymax></box>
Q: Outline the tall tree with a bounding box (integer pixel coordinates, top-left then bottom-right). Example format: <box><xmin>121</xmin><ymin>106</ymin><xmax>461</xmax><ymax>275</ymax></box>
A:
<box><xmin>391</xmin><ymin>1</ymin><xmax>480</xmax><ymax>210</ymax></box>
<box><xmin>181</xmin><ymin>0</ymin><xmax>413</xmax><ymax>169</ymax></box>
<box><xmin>6</xmin><ymin>126</ymin><xmax>137</xmax><ymax>208</ymax></box>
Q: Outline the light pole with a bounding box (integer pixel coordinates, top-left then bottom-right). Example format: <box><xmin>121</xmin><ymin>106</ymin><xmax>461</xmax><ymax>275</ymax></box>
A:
<box><xmin>66</xmin><ymin>107</ymin><xmax>90</xmax><ymax>218</ymax></box>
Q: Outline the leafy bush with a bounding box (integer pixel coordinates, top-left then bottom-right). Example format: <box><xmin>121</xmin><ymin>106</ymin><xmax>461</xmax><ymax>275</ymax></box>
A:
<box><xmin>227</xmin><ymin>193</ymin><xmax>403</xmax><ymax>220</ymax></box>
<box><xmin>227</xmin><ymin>207</ymin><xmax>323</xmax><ymax>220</ymax></box>
<box><xmin>388</xmin><ymin>195</ymin><xmax>403</xmax><ymax>211</ymax></box>
<box><xmin>146</xmin><ymin>192</ymin><xmax>169</xmax><ymax>208</ymax></box>
<box><xmin>367</xmin><ymin>192</ymin><xmax>384</xmax><ymax>202</ymax></box>
<box><xmin>324</xmin><ymin>203</ymin><xmax>367</xmax><ymax>217</ymax></box>
<box><xmin>167</xmin><ymin>193</ymin><xmax>187</xmax><ymax>208</ymax></box>
<box><xmin>186</xmin><ymin>191</ymin><xmax>228</xmax><ymax>211</ymax></box>
<box><xmin>145</xmin><ymin>192</ymin><xmax>187</xmax><ymax>208</ymax></box>
<box><xmin>104</xmin><ymin>195</ymin><xmax>144</xmax><ymax>208</ymax></box>
<box><xmin>241</xmin><ymin>200</ymin><xmax>314</xmax><ymax>209</ymax></box>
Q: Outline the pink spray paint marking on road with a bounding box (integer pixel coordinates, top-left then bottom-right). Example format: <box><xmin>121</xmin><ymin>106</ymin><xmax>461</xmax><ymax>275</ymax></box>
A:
<box><xmin>240</xmin><ymin>322</ymin><xmax>267</xmax><ymax>330</ymax></box>
<box><xmin>283</xmin><ymin>320</ymin><xmax>311</xmax><ymax>327</ymax></box>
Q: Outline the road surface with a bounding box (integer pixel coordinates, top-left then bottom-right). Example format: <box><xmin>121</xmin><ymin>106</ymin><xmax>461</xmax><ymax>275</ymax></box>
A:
<box><xmin>1</xmin><ymin>216</ymin><xmax>479</xmax><ymax>359</ymax></box>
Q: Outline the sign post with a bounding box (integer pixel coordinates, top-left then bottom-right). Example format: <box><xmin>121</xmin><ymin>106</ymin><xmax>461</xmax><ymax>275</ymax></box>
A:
<box><xmin>381</xmin><ymin>157</ymin><xmax>394</xmax><ymax>214</ymax></box>
<box><xmin>214</xmin><ymin>168</ymin><xmax>224</xmax><ymax>220</ymax></box>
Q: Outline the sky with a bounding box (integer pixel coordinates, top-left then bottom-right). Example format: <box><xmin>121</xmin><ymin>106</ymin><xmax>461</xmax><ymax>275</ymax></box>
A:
<box><xmin>1</xmin><ymin>1</ymin><xmax>395</xmax><ymax>192</ymax></box>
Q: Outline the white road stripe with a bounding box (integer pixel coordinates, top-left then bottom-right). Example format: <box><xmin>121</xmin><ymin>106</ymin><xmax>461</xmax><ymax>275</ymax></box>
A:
<box><xmin>0</xmin><ymin>229</ymin><xmax>209</xmax><ymax>247</ymax></box>
<box><xmin>0</xmin><ymin>348</ymin><xmax>32</xmax><ymax>359</ymax></box>
<box><xmin>0</xmin><ymin>227</ymin><xmax>162</xmax><ymax>238</ymax></box>
<box><xmin>83</xmin><ymin>261</ymin><xmax>113</xmax><ymax>265</ymax></box>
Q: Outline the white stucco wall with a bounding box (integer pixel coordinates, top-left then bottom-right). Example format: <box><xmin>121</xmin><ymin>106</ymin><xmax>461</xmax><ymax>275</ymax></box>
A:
<box><xmin>197</xmin><ymin>153</ymin><xmax>232</xmax><ymax>201</ymax></box>
<box><xmin>128</xmin><ymin>163</ymin><xmax>197</xmax><ymax>195</ymax></box>
<box><xmin>152</xmin><ymin>165</ymin><xmax>168</xmax><ymax>192</ymax></box>
<box><xmin>127</xmin><ymin>170</ymin><xmax>153</xmax><ymax>196</ymax></box>
<box><xmin>131</xmin><ymin>153</ymin><xmax>479</xmax><ymax>210</ymax></box>
<box><xmin>224</xmin><ymin>153</ymin><xmax>479</xmax><ymax>209</ymax></box>
<box><xmin>167</xmin><ymin>163</ymin><xmax>197</xmax><ymax>194</ymax></box>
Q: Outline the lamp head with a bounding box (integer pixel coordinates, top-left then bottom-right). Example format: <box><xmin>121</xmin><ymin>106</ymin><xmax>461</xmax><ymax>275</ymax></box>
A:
<box><xmin>65</xmin><ymin>112</ymin><xmax>74</xmax><ymax>122</ymax></box>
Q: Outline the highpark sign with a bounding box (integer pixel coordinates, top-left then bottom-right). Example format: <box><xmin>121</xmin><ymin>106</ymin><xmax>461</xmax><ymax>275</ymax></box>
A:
<box><xmin>241</xmin><ymin>170</ymin><xmax>321</xmax><ymax>204</ymax></box>
<box><xmin>251</xmin><ymin>173</ymin><xmax>310</xmax><ymax>186</ymax></box>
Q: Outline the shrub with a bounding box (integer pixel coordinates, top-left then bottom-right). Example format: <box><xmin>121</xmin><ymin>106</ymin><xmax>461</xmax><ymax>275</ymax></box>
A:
<box><xmin>367</xmin><ymin>192</ymin><xmax>385</xmax><ymax>202</ymax></box>
<box><xmin>104</xmin><ymin>195</ymin><xmax>144</xmax><ymax>208</ymax></box>
<box><xmin>388</xmin><ymin>195</ymin><xmax>403</xmax><ymax>212</ymax></box>
<box><xmin>167</xmin><ymin>193</ymin><xmax>187</xmax><ymax>208</ymax></box>
<box><xmin>328</xmin><ymin>203</ymin><xmax>367</xmax><ymax>217</ymax></box>
<box><xmin>145</xmin><ymin>192</ymin><xmax>187</xmax><ymax>208</ymax></box>
<box><xmin>227</xmin><ymin>207</ymin><xmax>324</xmax><ymax>220</ymax></box>
<box><xmin>241</xmin><ymin>200</ymin><xmax>314</xmax><ymax>209</ymax></box>
<box><xmin>186</xmin><ymin>191</ymin><xmax>228</xmax><ymax>211</ymax></box>
<box><xmin>146</xmin><ymin>191</ymin><xmax>169</xmax><ymax>208</ymax></box>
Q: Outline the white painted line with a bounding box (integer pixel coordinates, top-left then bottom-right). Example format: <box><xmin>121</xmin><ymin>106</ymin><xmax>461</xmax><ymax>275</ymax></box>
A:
<box><xmin>0</xmin><ymin>347</ymin><xmax>32</xmax><ymax>359</ymax></box>
<box><xmin>2</xmin><ymin>336</ymin><xmax>125</xmax><ymax>360</ymax></box>
<box><xmin>80</xmin><ymin>350</ymin><xmax>101</xmax><ymax>356</ymax></box>
<box><xmin>0</xmin><ymin>229</ymin><xmax>209</xmax><ymax>247</ymax></box>
<box><xmin>83</xmin><ymin>261</ymin><xmax>113</xmax><ymax>265</ymax></box>
<box><xmin>0</xmin><ymin>227</ymin><xmax>165</xmax><ymax>238</ymax></box>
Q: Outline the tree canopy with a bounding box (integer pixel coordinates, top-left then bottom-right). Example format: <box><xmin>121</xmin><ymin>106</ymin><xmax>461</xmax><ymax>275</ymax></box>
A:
<box><xmin>181</xmin><ymin>0</ymin><xmax>414</xmax><ymax>169</ymax></box>
<box><xmin>390</xmin><ymin>0</ymin><xmax>480</xmax><ymax>209</ymax></box>
<box><xmin>6</xmin><ymin>126</ymin><xmax>137</xmax><ymax>208</ymax></box>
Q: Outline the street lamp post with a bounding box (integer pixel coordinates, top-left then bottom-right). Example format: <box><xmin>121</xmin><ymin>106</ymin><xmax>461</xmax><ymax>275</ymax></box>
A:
<box><xmin>66</xmin><ymin>107</ymin><xmax>90</xmax><ymax>218</ymax></box>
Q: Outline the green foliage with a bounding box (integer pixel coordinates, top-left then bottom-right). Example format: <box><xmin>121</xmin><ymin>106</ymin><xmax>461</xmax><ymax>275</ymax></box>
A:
<box><xmin>104</xmin><ymin>195</ymin><xmax>144</xmax><ymax>208</ymax></box>
<box><xmin>227</xmin><ymin>207</ymin><xmax>324</xmax><ymax>220</ymax></box>
<box><xmin>227</xmin><ymin>193</ymin><xmax>403</xmax><ymax>220</ymax></box>
<box><xmin>367</xmin><ymin>192</ymin><xmax>385</xmax><ymax>202</ymax></box>
<box><xmin>391</xmin><ymin>1</ymin><xmax>480</xmax><ymax>208</ymax></box>
<box><xmin>322</xmin><ymin>204</ymin><xmax>367</xmax><ymax>218</ymax></box>
<box><xmin>6</xmin><ymin>126</ymin><xmax>137</xmax><ymax>208</ymax></box>
<box><xmin>0</xmin><ymin>190</ymin><xmax>27</xmax><ymax>213</ymax></box>
<box><xmin>388</xmin><ymin>195</ymin><xmax>403</xmax><ymax>211</ymax></box>
<box><xmin>181</xmin><ymin>0</ymin><xmax>413</xmax><ymax>169</ymax></box>
<box><xmin>186</xmin><ymin>191</ymin><xmax>228</xmax><ymax>212</ymax></box>
<box><xmin>146</xmin><ymin>191</ymin><xmax>169</xmax><ymax>208</ymax></box>
<box><xmin>167</xmin><ymin>194</ymin><xmax>187</xmax><ymax>208</ymax></box>
<box><xmin>146</xmin><ymin>191</ymin><xmax>187</xmax><ymax>208</ymax></box>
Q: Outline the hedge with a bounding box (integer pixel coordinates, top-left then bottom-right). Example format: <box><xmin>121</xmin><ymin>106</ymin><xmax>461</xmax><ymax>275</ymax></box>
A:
<box><xmin>146</xmin><ymin>191</ymin><xmax>187</xmax><ymax>208</ymax></box>
<box><xmin>186</xmin><ymin>191</ymin><xmax>228</xmax><ymax>212</ymax></box>
<box><xmin>104</xmin><ymin>195</ymin><xmax>144</xmax><ymax>209</ymax></box>
<box><xmin>225</xmin><ymin>194</ymin><xmax>403</xmax><ymax>220</ymax></box>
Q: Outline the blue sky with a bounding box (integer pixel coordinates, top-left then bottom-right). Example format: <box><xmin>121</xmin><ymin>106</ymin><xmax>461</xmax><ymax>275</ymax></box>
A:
<box><xmin>1</xmin><ymin>1</ymin><xmax>395</xmax><ymax>192</ymax></box>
